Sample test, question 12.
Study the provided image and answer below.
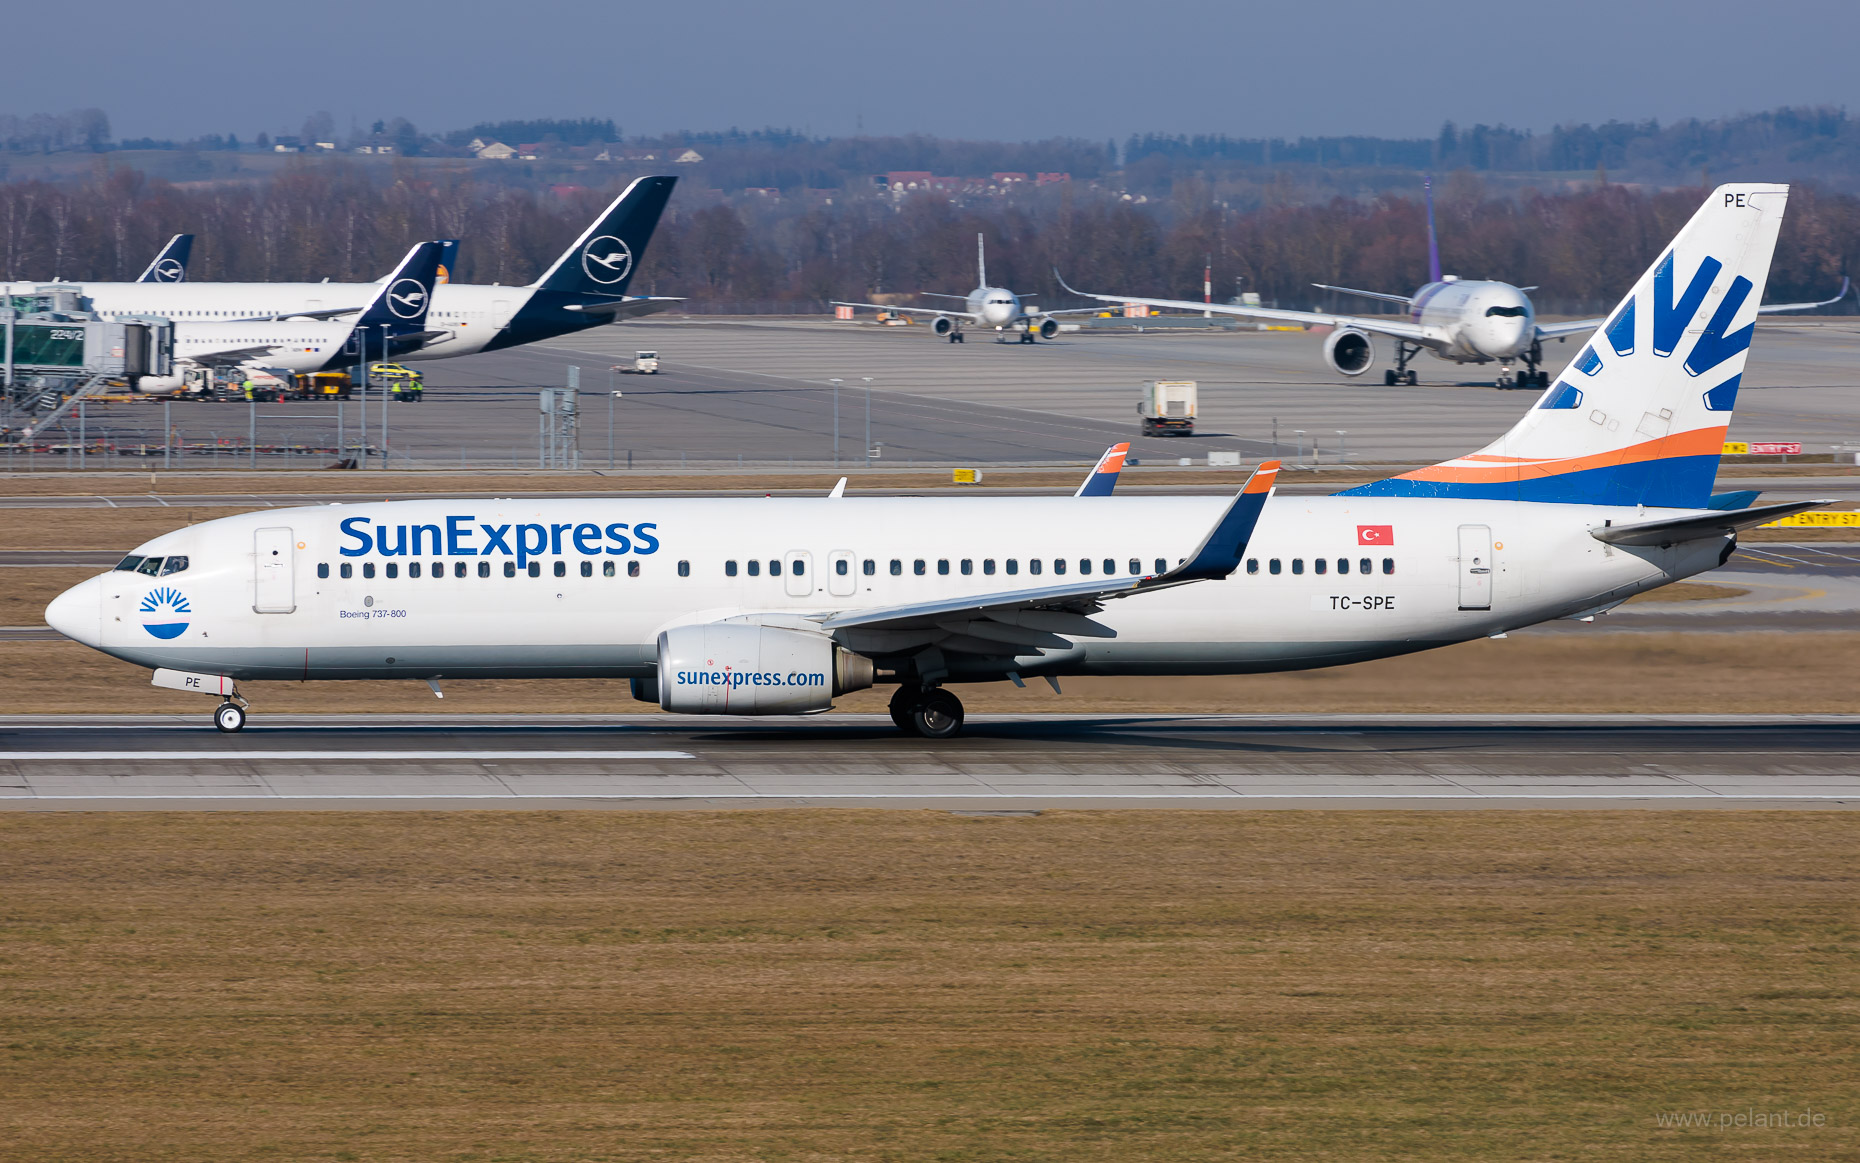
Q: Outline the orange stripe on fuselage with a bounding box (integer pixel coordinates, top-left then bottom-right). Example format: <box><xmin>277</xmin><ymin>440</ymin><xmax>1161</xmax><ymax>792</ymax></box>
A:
<box><xmin>1393</xmin><ymin>428</ymin><xmax>1727</xmax><ymax>485</ymax></box>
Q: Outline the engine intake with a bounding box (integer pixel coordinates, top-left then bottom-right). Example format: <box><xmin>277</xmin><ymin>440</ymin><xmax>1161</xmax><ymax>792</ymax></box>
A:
<box><xmin>932</xmin><ymin>316</ymin><xmax>956</xmax><ymax>337</ymax></box>
<box><xmin>1037</xmin><ymin>316</ymin><xmax>1060</xmax><ymax>340</ymax></box>
<box><xmin>657</xmin><ymin>623</ymin><xmax>873</xmax><ymax>715</ymax></box>
<box><xmin>1323</xmin><ymin>327</ymin><xmax>1375</xmax><ymax>376</ymax></box>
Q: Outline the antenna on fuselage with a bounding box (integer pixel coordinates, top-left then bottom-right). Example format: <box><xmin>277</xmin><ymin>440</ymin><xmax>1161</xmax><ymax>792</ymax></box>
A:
<box><xmin>1424</xmin><ymin>174</ymin><xmax>1442</xmax><ymax>285</ymax></box>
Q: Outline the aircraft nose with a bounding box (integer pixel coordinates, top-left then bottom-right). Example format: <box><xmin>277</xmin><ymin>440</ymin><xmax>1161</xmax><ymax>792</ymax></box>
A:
<box><xmin>45</xmin><ymin>575</ymin><xmax>103</xmax><ymax>648</ymax></box>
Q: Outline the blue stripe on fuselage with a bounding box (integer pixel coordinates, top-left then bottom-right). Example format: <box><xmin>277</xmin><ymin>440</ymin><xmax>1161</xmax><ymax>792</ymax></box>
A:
<box><xmin>1340</xmin><ymin>454</ymin><xmax>1721</xmax><ymax>508</ymax></box>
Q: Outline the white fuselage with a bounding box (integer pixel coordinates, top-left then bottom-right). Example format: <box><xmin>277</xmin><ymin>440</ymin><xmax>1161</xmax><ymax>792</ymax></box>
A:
<box><xmin>965</xmin><ymin>286</ymin><xmax>1025</xmax><ymax>328</ymax></box>
<box><xmin>3</xmin><ymin>279</ymin><xmax>520</xmax><ymax>361</ymax></box>
<box><xmin>1409</xmin><ymin>279</ymin><xmax>1536</xmax><ymax>363</ymax></box>
<box><xmin>49</xmin><ymin>494</ymin><xmax>1724</xmax><ymax>685</ymax></box>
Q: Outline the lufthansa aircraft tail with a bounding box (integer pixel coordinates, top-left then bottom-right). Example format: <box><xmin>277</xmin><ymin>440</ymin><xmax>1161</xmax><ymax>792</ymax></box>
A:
<box><xmin>137</xmin><ymin>234</ymin><xmax>194</xmax><ymax>283</ymax></box>
<box><xmin>346</xmin><ymin>241</ymin><xmax>445</xmax><ymax>362</ymax></box>
<box><xmin>1346</xmin><ymin>183</ymin><xmax>1788</xmax><ymax>508</ymax></box>
<box><xmin>530</xmin><ymin>175</ymin><xmax>677</xmax><ymax>297</ymax></box>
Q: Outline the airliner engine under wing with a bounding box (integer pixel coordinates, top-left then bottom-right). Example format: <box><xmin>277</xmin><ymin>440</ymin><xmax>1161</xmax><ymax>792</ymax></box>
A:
<box><xmin>133</xmin><ymin>242</ymin><xmax>446</xmax><ymax>393</ymax></box>
<box><xmin>9</xmin><ymin>176</ymin><xmax>680</xmax><ymax>366</ymax></box>
<box><xmin>1058</xmin><ymin>179</ymin><xmax>1849</xmax><ymax>388</ymax></box>
<box><xmin>833</xmin><ymin>233</ymin><xmax>1100</xmax><ymax>343</ymax></box>
<box><xmin>47</xmin><ymin>185</ymin><xmax>1826</xmax><ymax>738</ymax></box>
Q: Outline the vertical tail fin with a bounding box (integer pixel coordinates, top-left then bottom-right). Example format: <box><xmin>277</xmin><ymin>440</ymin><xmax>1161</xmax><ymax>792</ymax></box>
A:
<box><xmin>1423</xmin><ymin>176</ymin><xmax>1441</xmax><ymax>284</ymax></box>
<box><xmin>1074</xmin><ymin>442</ymin><xmax>1130</xmax><ymax>496</ymax></box>
<box><xmin>138</xmin><ymin>234</ymin><xmax>193</xmax><ymax>283</ymax></box>
<box><xmin>977</xmin><ymin>232</ymin><xmax>988</xmax><ymax>289</ymax></box>
<box><xmin>354</xmin><ymin>241</ymin><xmax>444</xmax><ymax>333</ymax></box>
<box><xmin>1345</xmin><ymin>184</ymin><xmax>1789</xmax><ymax>508</ymax></box>
<box><xmin>531</xmin><ymin>176</ymin><xmax>676</xmax><ymax>296</ymax></box>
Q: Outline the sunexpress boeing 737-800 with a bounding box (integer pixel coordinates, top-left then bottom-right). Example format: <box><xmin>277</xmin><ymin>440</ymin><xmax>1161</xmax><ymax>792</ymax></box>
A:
<box><xmin>5</xmin><ymin>176</ymin><xmax>677</xmax><ymax>377</ymax></box>
<box><xmin>46</xmin><ymin>185</ymin><xmax>1821</xmax><ymax>738</ymax></box>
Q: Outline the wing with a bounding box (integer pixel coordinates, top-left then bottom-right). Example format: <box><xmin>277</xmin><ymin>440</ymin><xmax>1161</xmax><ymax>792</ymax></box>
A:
<box><xmin>1311</xmin><ymin>283</ymin><xmax>1415</xmax><ymax>307</ymax></box>
<box><xmin>1534</xmin><ymin>316</ymin><xmax>1607</xmax><ymax>341</ymax></box>
<box><xmin>816</xmin><ymin>462</ymin><xmax>1279</xmax><ymax>662</ymax></box>
<box><xmin>564</xmin><ymin>296</ymin><xmax>685</xmax><ymax>319</ymax></box>
<box><xmin>1758</xmin><ymin>277</ymin><xmax>1850</xmax><ymax>314</ymax></box>
<box><xmin>830</xmin><ymin>300</ymin><xmax>981</xmax><ymax>323</ymax></box>
<box><xmin>1030</xmin><ymin>305</ymin><xmax>1117</xmax><ymax>318</ymax></box>
<box><xmin>230</xmin><ymin>307</ymin><xmax>361</xmax><ymax>323</ymax></box>
<box><xmin>182</xmin><ymin>346</ymin><xmax>281</xmax><ymax>369</ymax></box>
<box><xmin>1590</xmin><ymin>500</ymin><xmax>1833</xmax><ymax>547</ymax></box>
<box><xmin>1050</xmin><ymin>272</ymin><xmax>1435</xmax><ymax>343</ymax></box>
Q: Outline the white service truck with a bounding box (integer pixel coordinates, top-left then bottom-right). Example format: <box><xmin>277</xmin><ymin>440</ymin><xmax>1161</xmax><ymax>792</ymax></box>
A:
<box><xmin>613</xmin><ymin>352</ymin><xmax>660</xmax><ymax>375</ymax></box>
<box><xmin>1138</xmin><ymin>379</ymin><xmax>1196</xmax><ymax>436</ymax></box>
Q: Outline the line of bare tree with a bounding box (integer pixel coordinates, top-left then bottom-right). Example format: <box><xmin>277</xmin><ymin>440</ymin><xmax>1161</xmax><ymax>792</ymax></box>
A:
<box><xmin>1</xmin><ymin>164</ymin><xmax>1853</xmax><ymax>315</ymax></box>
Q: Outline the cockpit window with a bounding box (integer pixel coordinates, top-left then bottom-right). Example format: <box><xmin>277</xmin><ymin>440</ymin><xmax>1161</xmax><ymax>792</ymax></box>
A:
<box><xmin>1484</xmin><ymin>305</ymin><xmax>1527</xmax><ymax>318</ymax></box>
<box><xmin>115</xmin><ymin>555</ymin><xmax>145</xmax><ymax>572</ymax></box>
<box><xmin>134</xmin><ymin>557</ymin><xmax>164</xmax><ymax>576</ymax></box>
<box><xmin>158</xmin><ymin>556</ymin><xmax>189</xmax><ymax>576</ymax></box>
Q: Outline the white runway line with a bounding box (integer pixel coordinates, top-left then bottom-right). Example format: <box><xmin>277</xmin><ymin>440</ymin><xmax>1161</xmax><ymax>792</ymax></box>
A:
<box><xmin>10</xmin><ymin>792</ymin><xmax>1857</xmax><ymax>802</ymax></box>
<box><xmin>3</xmin><ymin>751</ymin><xmax>694</xmax><ymax>761</ymax></box>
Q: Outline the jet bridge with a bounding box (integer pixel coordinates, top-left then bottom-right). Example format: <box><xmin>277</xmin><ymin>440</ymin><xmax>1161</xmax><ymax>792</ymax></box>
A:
<box><xmin>2</xmin><ymin>288</ymin><xmax>174</xmax><ymax>437</ymax></box>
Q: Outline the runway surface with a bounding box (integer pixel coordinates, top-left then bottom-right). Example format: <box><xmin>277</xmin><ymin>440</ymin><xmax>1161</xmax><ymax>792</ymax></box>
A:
<box><xmin>4</xmin><ymin>714</ymin><xmax>1857</xmax><ymax>810</ymax></box>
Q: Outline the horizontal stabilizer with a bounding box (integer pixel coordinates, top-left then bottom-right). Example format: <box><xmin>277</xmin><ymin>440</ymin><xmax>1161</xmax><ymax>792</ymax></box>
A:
<box><xmin>1590</xmin><ymin>499</ymin><xmax>1832</xmax><ymax>546</ymax></box>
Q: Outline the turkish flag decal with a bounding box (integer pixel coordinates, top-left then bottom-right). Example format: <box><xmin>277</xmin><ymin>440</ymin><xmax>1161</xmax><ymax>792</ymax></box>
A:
<box><xmin>1357</xmin><ymin>525</ymin><xmax>1394</xmax><ymax>545</ymax></box>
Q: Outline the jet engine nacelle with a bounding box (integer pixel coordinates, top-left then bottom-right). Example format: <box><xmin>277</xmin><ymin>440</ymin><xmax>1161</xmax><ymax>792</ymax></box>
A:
<box><xmin>1037</xmin><ymin>317</ymin><xmax>1061</xmax><ymax>340</ymax></box>
<box><xmin>1323</xmin><ymin>327</ymin><xmax>1375</xmax><ymax>376</ymax></box>
<box><xmin>932</xmin><ymin>316</ymin><xmax>957</xmax><ymax>337</ymax></box>
<box><xmin>657</xmin><ymin>623</ymin><xmax>874</xmax><ymax>715</ymax></box>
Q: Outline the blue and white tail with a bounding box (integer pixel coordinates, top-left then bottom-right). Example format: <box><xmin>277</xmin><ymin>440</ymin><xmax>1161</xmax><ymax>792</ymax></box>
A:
<box><xmin>1347</xmin><ymin>184</ymin><xmax>1788</xmax><ymax>508</ymax></box>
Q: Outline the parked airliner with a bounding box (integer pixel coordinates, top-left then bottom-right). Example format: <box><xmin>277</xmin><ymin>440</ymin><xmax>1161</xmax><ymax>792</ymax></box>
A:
<box><xmin>47</xmin><ymin>186</ymin><xmax>1817</xmax><ymax>738</ymax></box>
<box><xmin>834</xmin><ymin>234</ymin><xmax>1100</xmax><ymax>343</ymax></box>
<box><xmin>1059</xmin><ymin>178</ymin><xmax>1847</xmax><ymax>387</ymax></box>
<box><xmin>132</xmin><ymin>242</ymin><xmax>445</xmax><ymax>394</ymax></box>
<box><xmin>7</xmin><ymin>177</ymin><xmax>678</xmax><ymax>374</ymax></box>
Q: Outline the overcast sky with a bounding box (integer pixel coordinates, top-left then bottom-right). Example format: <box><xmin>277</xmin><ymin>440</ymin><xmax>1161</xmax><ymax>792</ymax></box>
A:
<box><xmin>6</xmin><ymin>0</ymin><xmax>1855</xmax><ymax>143</ymax></box>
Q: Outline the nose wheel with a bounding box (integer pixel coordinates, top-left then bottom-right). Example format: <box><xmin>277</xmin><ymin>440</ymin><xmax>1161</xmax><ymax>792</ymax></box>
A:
<box><xmin>214</xmin><ymin>701</ymin><xmax>247</xmax><ymax>733</ymax></box>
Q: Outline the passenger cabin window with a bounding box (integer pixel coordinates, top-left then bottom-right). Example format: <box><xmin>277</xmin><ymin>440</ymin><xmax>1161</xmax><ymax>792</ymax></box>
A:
<box><xmin>1269</xmin><ymin>559</ymin><xmax>1281</xmax><ymax>575</ymax></box>
<box><xmin>1246</xmin><ymin>558</ymin><xmax>1258</xmax><ymax>575</ymax></box>
<box><xmin>863</xmin><ymin>559</ymin><xmax>876</xmax><ymax>576</ymax></box>
<box><xmin>983</xmin><ymin>559</ymin><xmax>996</xmax><ymax>575</ymax></box>
<box><xmin>628</xmin><ymin>561</ymin><xmax>640</xmax><ymax>577</ymax></box>
<box><xmin>748</xmin><ymin>560</ymin><xmax>760</xmax><ymax>576</ymax></box>
<box><xmin>478</xmin><ymin>562</ymin><xmax>490</xmax><ymax>578</ymax></box>
<box><xmin>1291</xmin><ymin>559</ymin><xmax>1304</xmax><ymax>575</ymax></box>
<box><xmin>914</xmin><ymin>559</ymin><xmax>926</xmax><ymax>576</ymax></box>
<box><xmin>1006</xmin><ymin>559</ymin><xmax>1019</xmax><ymax>575</ymax></box>
<box><xmin>432</xmin><ymin>561</ymin><xmax>443</xmax><ymax>578</ymax></box>
<box><xmin>835</xmin><ymin>559</ymin><xmax>849</xmax><ymax>576</ymax></box>
<box><xmin>362</xmin><ymin>562</ymin><xmax>375</xmax><ymax>579</ymax></box>
<box><xmin>937</xmin><ymin>559</ymin><xmax>949</xmax><ymax>576</ymax></box>
<box><xmin>678</xmin><ymin>560</ymin><xmax>690</xmax><ymax>577</ymax></box>
<box><xmin>960</xmin><ymin>559</ymin><xmax>972</xmax><ymax>575</ymax></box>
<box><xmin>1129</xmin><ymin>559</ymin><xmax>1140</xmax><ymax>575</ymax></box>
<box><xmin>527</xmin><ymin>562</ymin><xmax>540</xmax><ymax>577</ymax></box>
<box><xmin>1383</xmin><ymin>558</ymin><xmax>1395</xmax><ymax>575</ymax></box>
<box><xmin>604</xmin><ymin>561</ymin><xmax>616</xmax><ymax>577</ymax></box>
<box><xmin>410</xmin><ymin>562</ymin><xmax>422</xmax><ymax>578</ymax></box>
<box><xmin>1360</xmin><ymin>558</ymin><xmax>1372</xmax><ymax>575</ymax></box>
<box><xmin>889</xmin><ymin>559</ymin><xmax>902</xmax><ymax>576</ymax></box>
<box><xmin>1314</xmin><ymin>559</ymin><xmax>1327</xmax><ymax>575</ymax></box>
<box><xmin>1054</xmin><ymin>559</ymin><xmax>1067</xmax><ymax>575</ymax></box>
<box><xmin>454</xmin><ymin>562</ymin><xmax>467</xmax><ymax>578</ymax></box>
<box><xmin>726</xmin><ymin>560</ymin><xmax>738</xmax><ymax>577</ymax></box>
<box><xmin>385</xmin><ymin>563</ymin><xmax>398</xmax><ymax>579</ymax></box>
<box><xmin>340</xmin><ymin>563</ymin><xmax>353</xmax><ymax>579</ymax></box>
<box><xmin>769</xmin><ymin>559</ymin><xmax>782</xmax><ymax>577</ymax></box>
<box><xmin>504</xmin><ymin>562</ymin><xmax>516</xmax><ymax>577</ymax></box>
<box><xmin>580</xmin><ymin>560</ymin><xmax>593</xmax><ymax>577</ymax></box>
<box><xmin>1029</xmin><ymin>559</ymin><xmax>1042</xmax><ymax>575</ymax></box>
<box><xmin>1078</xmin><ymin>559</ymin><xmax>1091</xmax><ymax>575</ymax></box>
<box><xmin>1154</xmin><ymin>558</ymin><xmax>1167</xmax><ymax>574</ymax></box>
<box><xmin>1103</xmin><ymin>559</ymin><xmax>1115</xmax><ymax>576</ymax></box>
<box><xmin>554</xmin><ymin>561</ymin><xmax>566</xmax><ymax>578</ymax></box>
<box><xmin>1338</xmin><ymin>558</ymin><xmax>1350</xmax><ymax>574</ymax></box>
<box><xmin>791</xmin><ymin>559</ymin><xmax>803</xmax><ymax>577</ymax></box>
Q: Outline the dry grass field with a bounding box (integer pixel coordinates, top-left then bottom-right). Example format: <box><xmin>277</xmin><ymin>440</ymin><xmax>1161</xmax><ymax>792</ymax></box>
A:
<box><xmin>0</xmin><ymin>811</ymin><xmax>1854</xmax><ymax>1161</ymax></box>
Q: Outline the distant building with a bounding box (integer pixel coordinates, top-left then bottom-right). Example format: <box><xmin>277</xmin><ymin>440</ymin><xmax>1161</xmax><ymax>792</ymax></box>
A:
<box><xmin>314</xmin><ymin>141</ymin><xmax>337</xmax><ymax>151</ymax></box>
<box><xmin>474</xmin><ymin>141</ymin><xmax>517</xmax><ymax>160</ymax></box>
<box><xmin>596</xmin><ymin>143</ymin><xmax>659</xmax><ymax>162</ymax></box>
<box><xmin>516</xmin><ymin>143</ymin><xmax>543</xmax><ymax>159</ymax></box>
<box><xmin>669</xmin><ymin>148</ymin><xmax>704</xmax><ymax>164</ymax></box>
<box><xmin>272</xmin><ymin>135</ymin><xmax>302</xmax><ymax>153</ymax></box>
<box><xmin>1036</xmin><ymin>172</ymin><xmax>1071</xmax><ymax>185</ymax></box>
<box><xmin>743</xmin><ymin>187</ymin><xmax>780</xmax><ymax>199</ymax></box>
<box><xmin>991</xmin><ymin>172</ymin><xmax>1028</xmax><ymax>184</ymax></box>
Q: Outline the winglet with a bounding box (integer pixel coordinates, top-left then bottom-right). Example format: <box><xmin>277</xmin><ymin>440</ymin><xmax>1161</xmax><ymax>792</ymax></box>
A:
<box><xmin>1074</xmin><ymin>442</ymin><xmax>1130</xmax><ymax>497</ymax></box>
<box><xmin>829</xmin><ymin>478</ymin><xmax>847</xmax><ymax>498</ymax></box>
<box><xmin>1166</xmin><ymin>460</ymin><xmax>1280</xmax><ymax>582</ymax></box>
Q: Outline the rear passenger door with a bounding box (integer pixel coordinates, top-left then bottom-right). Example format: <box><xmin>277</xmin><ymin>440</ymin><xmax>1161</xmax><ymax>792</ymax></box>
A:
<box><xmin>1457</xmin><ymin>525</ymin><xmax>1492</xmax><ymax>611</ymax></box>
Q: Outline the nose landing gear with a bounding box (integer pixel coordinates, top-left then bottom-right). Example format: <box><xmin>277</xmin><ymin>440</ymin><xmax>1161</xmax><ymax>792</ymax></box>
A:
<box><xmin>214</xmin><ymin>698</ymin><xmax>248</xmax><ymax>733</ymax></box>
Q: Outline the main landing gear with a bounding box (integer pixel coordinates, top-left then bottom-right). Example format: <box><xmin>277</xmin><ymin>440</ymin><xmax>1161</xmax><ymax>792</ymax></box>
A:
<box><xmin>214</xmin><ymin>697</ymin><xmax>248</xmax><ymax>733</ymax></box>
<box><xmin>1382</xmin><ymin>341</ymin><xmax>1420</xmax><ymax>386</ymax></box>
<box><xmin>889</xmin><ymin>684</ymin><xmax>965</xmax><ymax>739</ymax></box>
<box><xmin>947</xmin><ymin>329</ymin><xmax>965</xmax><ymax>343</ymax></box>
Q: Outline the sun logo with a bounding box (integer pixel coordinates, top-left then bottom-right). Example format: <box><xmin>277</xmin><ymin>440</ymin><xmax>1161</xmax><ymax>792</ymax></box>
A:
<box><xmin>140</xmin><ymin>586</ymin><xmax>191</xmax><ymax>639</ymax></box>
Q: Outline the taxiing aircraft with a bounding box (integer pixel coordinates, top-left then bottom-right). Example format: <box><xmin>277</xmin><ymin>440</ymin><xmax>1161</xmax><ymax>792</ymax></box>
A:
<box><xmin>8</xmin><ymin>176</ymin><xmax>679</xmax><ymax>371</ymax></box>
<box><xmin>47</xmin><ymin>185</ymin><xmax>1820</xmax><ymax>738</ymax></box>
<box><xmin>133</xmin><ymin>242</ymin><xmax>446</xmax><ymax>393</ymax></box>
<box><xmin>137</xmin><ymin>234</ymin><xmax>193</xmax><ymax>283</ymax></box>
<box><xmin>1059</xmin><ymin>178</ymin><xmax>1848</xmax><ymax>388</ymax></box>
<box><xmin>834</xmin><ymin>234</ymin><xmax>1100</xmax><ymax>343</ymax></box>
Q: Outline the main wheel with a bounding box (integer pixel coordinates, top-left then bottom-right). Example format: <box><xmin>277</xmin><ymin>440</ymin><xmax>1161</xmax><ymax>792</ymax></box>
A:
<box><xmin>1383</xmin><ymin>369</ymin><xmax>1397</xmax><ymax>386</ymax></box>
<box><xmin>214</xmin><ymin>702</ymin><xmax>246</xmax><ymax>733</ymax></box>
<box><xmin>911</xmin><ymin>689</ymin><xmax>965</xmax><ymax>739</ymax></box>
<box><xmin>888</xmin><ymin>685</ymin><xmax>920</xmax><ymax>732</ymax></box>
<box><xmin>1404</xmin><ymin>370</ymin><xmax>1417</xmax><ymax>386</ymax></box>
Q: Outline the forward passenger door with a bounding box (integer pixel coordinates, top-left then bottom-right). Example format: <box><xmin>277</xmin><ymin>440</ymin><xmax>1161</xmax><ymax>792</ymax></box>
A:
<box><xmin>254</xmin><ymin>527</ymin><xmax>296</xmax><ymax>613</ymax></box>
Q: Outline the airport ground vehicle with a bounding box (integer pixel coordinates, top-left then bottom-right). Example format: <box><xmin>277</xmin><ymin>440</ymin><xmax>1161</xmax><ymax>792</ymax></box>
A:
<box><xmin>615</xmin><ymin>351</ymin><xmax>659</xmax><ymax>374</ymax></box>
<box><xmin>291</xmin><ymin>372</ymin><xmax>352</xmax><ymax>399</ymax></box>
<box><xmin>1138</xmin><ymin>380</ymin><xmax>1196</xmax><ymax>436</ymax></box>
<box><xmin>44</xmin><ymin>186</ymin><xmax>1820</xmax><ymax>739</ymax></box>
